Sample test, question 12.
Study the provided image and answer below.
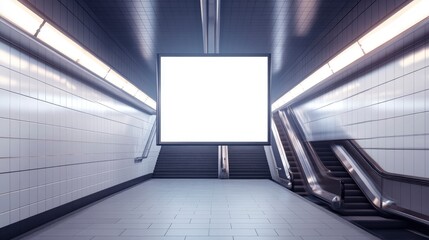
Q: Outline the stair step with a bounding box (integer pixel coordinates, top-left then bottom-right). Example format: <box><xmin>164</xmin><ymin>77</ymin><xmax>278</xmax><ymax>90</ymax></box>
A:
<box><xmin>228</xmin><ymin>146</ymin><xmax>271</xmax><ymax>179</ymax></box>
<box><xmin>154</xmin><ymin>146</ymin><xmax>218</xmax><ymax>178</ymax></box>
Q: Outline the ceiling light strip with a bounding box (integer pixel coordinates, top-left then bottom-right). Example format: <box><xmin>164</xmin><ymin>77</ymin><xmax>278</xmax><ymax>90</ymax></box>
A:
<box><xmin>272</xmin><ymin>0</ymin><xmax>429</xmax><ymax>112</ymax></box>
<box><xmin>0</xmin><ymin>0</ymin><xmax>156</xmax><ymax>110</ymax></box>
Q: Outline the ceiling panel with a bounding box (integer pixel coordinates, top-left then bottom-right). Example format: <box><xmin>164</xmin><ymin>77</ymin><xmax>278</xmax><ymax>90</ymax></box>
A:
<box><xmin>84</xmin><ymin>0</ymin><xmax>360</xmax><ymax>100</ymax></box>
<box><xmin>220</xmin><ymin>0</ymin><xmax>359</xmax><ymax>97</ymax></box>
<box><xmin>84</xmin><ymin>0</ymin><xmax>204</xmax><ymax>78</ymax></box>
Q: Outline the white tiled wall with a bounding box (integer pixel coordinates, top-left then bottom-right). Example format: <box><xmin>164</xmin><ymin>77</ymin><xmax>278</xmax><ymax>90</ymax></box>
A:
<box><xmin>0</xmin><ymin>40</ymin><xmax>160</xmax><ymax>228</ymax></box>
<box><xmin>294</xmin><ymin>41</ymin><xmax>429</xmax><ymax>179</ymax></box>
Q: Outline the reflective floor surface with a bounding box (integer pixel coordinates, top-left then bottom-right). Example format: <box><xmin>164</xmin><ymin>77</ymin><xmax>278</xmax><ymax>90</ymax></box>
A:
<box><xmin>16</xmin><ymin>179</ymin><xmax>377</xmax><ymax>240</ymax></box>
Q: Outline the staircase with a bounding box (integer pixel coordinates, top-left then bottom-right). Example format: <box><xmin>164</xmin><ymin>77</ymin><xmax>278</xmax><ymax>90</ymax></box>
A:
<box><xmin>228</xmin><ymin>146</ymin><xmax>271</xmax><ymax>179</ymax></box>
<box><xmin>152</xmin><ymin>146</ymin><xmax>218</xmax><ymax>178</ymax></box>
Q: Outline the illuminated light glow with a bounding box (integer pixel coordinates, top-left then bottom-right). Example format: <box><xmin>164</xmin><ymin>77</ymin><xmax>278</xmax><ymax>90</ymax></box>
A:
<box><xmin>299</xmin><ymin>64</ymin><xmax>332</xmax><ymax>91</ymax></box>
<box><xmin>38</xmin><ymin>23</ymin><xmax>110</xmax><ymax>77</ymax></box>
<box><xmin>135</xmin><ymin>90</ymin><xmax>149</xmax><ymax>102</ymax></box>
<box><xmin>328</xmin><ymin>43</ymin><xmax>364</xmax><ymax>73</ymax></box>
<box><xmin>159</xmin><ymin>56</ymin><xmax>269</xmax><ymax>144</ymax></box>
<box><xmin>401</xmin><ymin>46</ymin><xmax>428</xmax><ymax>67</ymax></box>
<box><xmin>271</xmin><ymin>0</ymin><xmax>290</xmax><ymax>74</ymax></box>
<box><xmin>272</xmin><ymin>0</ymin><xmax>429</xmax><ymax>112</ymax></box>
<box><xmin>0</xmin><ymin>0</ymin><xmax>44</xmax><ymax>35</ymax></box>
<box><xmin>1</xmin><ymin>1</ymin><xmax>156</xmax><ymax>110</ymax></box>
<box><xmin>294</xmin><ymin>0</ymin><xmax>319</xmax><ymax>36</ymax></box>
<box><xmin>122</xmin><ymin>82</ymin><xmax>139</xmax><ymax>96</ymax></box>
<box><xmin>0</xmin><ymin>43</ymin><xmax>9</xmax><ymax>67</ymax></box>
<box><xmin>358</xmin><ymin>0</ymin><xmax>429</xmax><ymax>54</ymax></box>
<box><xmin>77</xmin><ymin>51</ymin><xmax>110</xmax><ymax>77</ymax></box>
<box><xmin>37</xmin><ymin>23</ymin><xmax>83</xmax><ymax>62</ymax></box>
<box><xmin>104</xmin><ymin>69</ymin><xmax>127</xmax><ymax>89</ymax></box>
<box><xmin>146</xmin><ymin>98</ymin><xmax>157</xmax><ymax>110</ymax></box>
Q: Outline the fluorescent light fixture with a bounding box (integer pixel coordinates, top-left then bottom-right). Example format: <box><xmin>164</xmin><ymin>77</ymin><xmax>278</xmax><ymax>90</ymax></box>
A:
<box><xmin>123</xmin><ymin>82</ymin><xmax>139</xmax><ymax>96</ymax></box>
<box><xmin>272</xmin><ymin>0</ymin><xmax>429</xmax><ymax>111</ymax></box>
<box><xmin>358</xmin><ymin>0</ymin><xmax>429</xmax><ymax>53</ymax></box>
<box><xmin>38</xmin><ymin>23</ymin><xmax>110</xmax><ymax>77</ymax></box>
<box><xmin>158</xmin><ymin>55</ymin><xmax>270</xmax><ymax>144</ymax></box>
<box><xmin>146</xmin><ymin>98</ymin><xmax>157</xmax><ymax>110</ymax></box>
<box><xmin>328</xmin><ymin>43</ymin><xmax>364</xmax><ymax>73</ymax></box>
<box><xmin>37</xmin><ymin>23</ymin><xmax>83</xmax><ymax>62</ymax></box>
<box><xmin>104</xmin><ymin>69</ymin><xmax>128</xmax><ymax>89</ymax></box>
<box><xmin>1</xmin><ymin>0</ymin><xmax>156</xmax><ymax>110</ymax></box>
<box><xmin>77</xmin><ymin>51</ymin><xmax>110</xmax><ymax>77</ymax></box>
<box><xmin>135</xmin><ymin>90</ymin><xmax>149</xmax><ymax>102</ymax></box>
<box><xmin>299</xmin><ymin>64</ymin><xmax>332</xmax><ymax>91</ymax></box>
<box><xmin>0</xmin><ymin>0</ymin><xmax>44</xmax><ymax>35</ymax></box>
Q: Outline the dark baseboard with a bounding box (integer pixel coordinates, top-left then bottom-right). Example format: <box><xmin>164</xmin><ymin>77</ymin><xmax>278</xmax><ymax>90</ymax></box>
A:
<box><xmin>1</xmin><ymin>173</ymin><xmax>152</xmax><ymax>240</ymax></box>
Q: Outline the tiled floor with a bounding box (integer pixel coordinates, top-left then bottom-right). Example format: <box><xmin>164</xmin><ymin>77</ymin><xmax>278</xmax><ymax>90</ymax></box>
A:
<box><xmin>17</xmin><ymin>179</ymin><xmax>378</xmax><ymax>240</ymax></box>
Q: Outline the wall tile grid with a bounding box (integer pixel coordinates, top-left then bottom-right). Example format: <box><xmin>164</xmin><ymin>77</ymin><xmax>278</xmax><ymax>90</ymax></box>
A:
<box><xmin>0</xmin><ymin>40</ymin><xmax>160</xmax><ymax>228</ymax></box>
<box><xmin>293</xmin><ymin>33</ymin><xmax>429</xmax><ymax>179</ymax></box>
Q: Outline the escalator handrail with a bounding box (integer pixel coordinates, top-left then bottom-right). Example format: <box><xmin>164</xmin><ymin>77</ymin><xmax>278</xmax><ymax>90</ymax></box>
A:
<box><xmin>271</xmin><ymin>118</ymin><xmax>292</xmax><ymax>180</ymax></box>
<box><xmin>346</xmin><ymin>140</ymin><xmax>429</xmax><ymax>186</ymax></box>
<box><xmin>284</xmin><ymin>109</ymin><xmax>346</xmax><ymax>196</ymax></box>
<box><xmin>331</xmin><ymin>144</ymin><xmax>393</xmax><ymax>209</ymax></box>
<box><xmin>339</xmin><ymin>140</ymin><xmax>429</xmax><ymax>226</ymax></box>
<box><xmin>278</xmin><ymin>110</ymin><xmax>341</xmax><ymax>206</ymax></box>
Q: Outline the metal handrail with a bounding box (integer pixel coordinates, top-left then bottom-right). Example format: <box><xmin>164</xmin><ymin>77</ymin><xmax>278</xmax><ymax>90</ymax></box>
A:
<box><xmin>134</xmin><ymin>121</ymin><xmax>156</xmax><ymax>162</ymax></box>
<box><xmin>219</xmin><ymin>145</ymin><xmax>229</xmax><ymax>178</ymax></box>
<box><xmin>278</xmin><ymin>110</ymin><xmax>341</xmax><ymax>205</ymax></box>
<box><xmin>271</xmin><ymin>119</ymin><xmax>291</xmax><ymax>180</ymax></box>
<box><xmin>332</xmin><ymin>144</ymin><xmax>394</xmax><ymax>209</ymax></box>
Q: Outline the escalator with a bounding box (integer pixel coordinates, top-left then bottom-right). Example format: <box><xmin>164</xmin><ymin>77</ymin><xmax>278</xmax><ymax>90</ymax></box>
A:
<box><xmin>228</xmin><ymin>146</ymin><xmax>271</xmax><ymax>179</ymax></box>
<box><xmin>152</xmin><ymin>146</ymin><xmax>218</xmax><ymax>178</ymax></box>
<box><xmin>311</xmin><ymin>141</ymin><xmax>378</xmax><ymax>216</ymax></box>
<box><xmin>273</xmin><ymin>113</ymin><xmax>307</xmax><ymax>195</ymax></box>
<box><xmin>310</xmin><ymin>141</ymin><xmax>429</xmax><ymax>239</ymax></box>
<box><xmin>272</xmin><ymin>110</ymin><xmax>429</xmax><ymax>239</ymax></box>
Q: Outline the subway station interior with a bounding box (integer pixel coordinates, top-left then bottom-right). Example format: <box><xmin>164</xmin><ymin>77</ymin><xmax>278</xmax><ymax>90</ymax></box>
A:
<box><xmin>1</xmin><ymin>0</ymin><xmax>429</xmax><ymax>239</ymax></box>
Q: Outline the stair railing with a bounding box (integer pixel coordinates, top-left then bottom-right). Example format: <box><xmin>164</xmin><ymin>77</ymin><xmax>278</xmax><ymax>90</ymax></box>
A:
<box><xmin>135</xmin><ymin>121</ymin><xmax>156</xmax><ymax>162</ymax></box>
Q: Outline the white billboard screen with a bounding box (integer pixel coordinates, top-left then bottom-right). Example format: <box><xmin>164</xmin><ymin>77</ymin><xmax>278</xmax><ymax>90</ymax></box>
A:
<box><xmin>157</xmin><ymin>55</ymin><xmax>270</xmax><ymax>144</ymax></box>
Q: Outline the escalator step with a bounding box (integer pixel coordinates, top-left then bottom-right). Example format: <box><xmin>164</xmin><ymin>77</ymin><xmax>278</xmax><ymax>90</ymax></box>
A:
<box><xmin>344</xmin><ymin>196</ymin><xmax>368</xmax><ymax>203</ymax></box>
<box><xmin>345</xmin><ymin>189</ymin><xmax>365</xmax><ymax>196</ymax></box>
<box><xmin>343</xmin><ymin>202</ymin><xmax>373</xmax><ymax>209</ymax></box>
<box><xmin>344</xmin><ymin>183</ymin><xmax>360</xmax><ymax>190</ymax></box>
<box><xmin>330</xmin><ymin>172</ymin><xmax>350</xmax><ymax>178</ymax></box>
<box><xmin>339</xmin><ymin>209</ymin><xmax>379</xmax><ymax>216</ymax></box>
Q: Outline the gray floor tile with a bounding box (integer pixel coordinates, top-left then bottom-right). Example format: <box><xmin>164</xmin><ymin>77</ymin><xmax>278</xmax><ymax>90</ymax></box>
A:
<box><xmin>20</xmin><ymin>237</ymin><xmax>93</xmax><ymax>240</ymax></box>
<box><xmin>166</xmin><ymin>228</ymin><xmax>209</xmax><ymax>236</ymax></box>
<box><xmin>17</xmin><ymin>179</ymin><xmax>377</xmax><ymax>240</ymax></box>
<box><xmin>234</xmin><ymin>237</ymin><xmax>301</xmax><ymax>240</ymax></box>
<box><xmin>149</xmin><ymin>223</ymin><xmax>172</xmax><ymax>228</ymax></box>
<box><xmin>185</xmin><ymin>237</ymin><xmax>233</xmax><ymax>240</ymax></box>
<box><xmin>209</xmin><ymin>228</ymin><xmax>257</xmax><ymax>236</ymax></box>
<box><xmin>87</xmin><ymin>223</ymin><xmax>151</xmax><ymax>229</ymax></box>
<box><xmin>121</xmin><ymin>228</ymin><xmax>168</xmax><ymax>236</ymax></box>
<box><xmin>92</xmin><ymin>237</ymin><xmax>184</xmax><ymax>240</ymax></box>
<box><xmin>256</xmin><ymin>229</ymin><xmax>278</xmax><ymax>236</ymax></box>
<box><xmin>75</xmin><ymin>228</ymin><xmax>124</xmax><ymax>236</ymax></box>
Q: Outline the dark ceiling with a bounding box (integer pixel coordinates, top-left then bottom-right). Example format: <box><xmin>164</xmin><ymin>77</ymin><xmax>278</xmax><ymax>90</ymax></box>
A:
<box><xmin>84</xmin><ymin>0</ymin><xmax>360</xmax><ymax>100</ymax></box>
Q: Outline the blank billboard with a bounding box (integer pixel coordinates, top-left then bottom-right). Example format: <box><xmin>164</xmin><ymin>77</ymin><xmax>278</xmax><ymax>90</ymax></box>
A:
<box><xmin>157</xmin><ymin>55</ymin><xmax>270</xmax><ymax>145</ymax></box>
